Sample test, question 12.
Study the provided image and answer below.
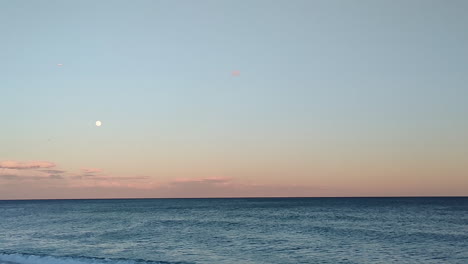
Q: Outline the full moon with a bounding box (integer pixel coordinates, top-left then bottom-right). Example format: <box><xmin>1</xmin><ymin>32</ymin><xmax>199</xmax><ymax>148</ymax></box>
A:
<box><xmin>95</xmin><ymin>121</ymin><xmax>102</xmax><ymax>127</ymax></box>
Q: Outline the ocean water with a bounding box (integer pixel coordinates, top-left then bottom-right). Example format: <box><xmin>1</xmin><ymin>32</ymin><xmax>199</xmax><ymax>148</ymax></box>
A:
<box><xmin>0</xmin><ymin>198</ymin><xmax>467</xmax><ymax>264</ymax></box>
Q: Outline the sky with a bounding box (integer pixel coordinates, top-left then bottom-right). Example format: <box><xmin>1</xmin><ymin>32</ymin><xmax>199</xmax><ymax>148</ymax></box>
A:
<box><xmin>1</xmin><ymin>0</ymin><xmax>467</xmax><ymax>199</ymax></box>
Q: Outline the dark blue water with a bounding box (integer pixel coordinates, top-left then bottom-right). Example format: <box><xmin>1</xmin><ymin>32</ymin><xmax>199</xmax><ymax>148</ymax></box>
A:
<box><xmin>0</xmin><ymin>198</ymin><xmax>467</xmax><ymax>264</ymax></box>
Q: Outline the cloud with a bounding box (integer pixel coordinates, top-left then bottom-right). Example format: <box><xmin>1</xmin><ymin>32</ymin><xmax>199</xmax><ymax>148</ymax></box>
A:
<box><xmin>0</xmin><ymin>160</ymin><xmax>328</xmax><ymax>199</ymax></box>
<box><xmin>0</xmin><ymin>160</ymin><xmax>63</xmax><ymax>181</ymax></box>
<box><xmin>70</xmin><ymin>168</ymin><xmax>153</xmax><ymax>189</ymax></box>
<box><xmin>0</xmin><ymin>168</ymin><xmax>49</xmax><ymax>179</ymax></box>
<box><xmin>48</xmin><ymin>175</ymin><xmax>64</xmax><ymax>179</ymax></box>
<box><xmin>41</xmin><ymin>169</ymin><xmax>66</xmax><ymax>174</ymax></box>
<box><xmin>0</xmin><ymin>173</ymin><xmax>63</xmax><ymax>180</ymax></box>
<box><xmin>73</xmin><ymin>167</ymin><xmax>148</xmax><ymax>182</ymax></box>
<box><xmin>0</xmin><ymin>161</ymin><xmax>154</xmax><ymax>191</ymax></box>
<box><xmin>72</xmin><ymin>168</ymin><xmax>104</xmax><ymax>178</ymax></box>
<box><xmin>108</xmin><ymin>176</ymin><xmax>150</xmax><ymax>180</ymax></box>
<box><xmin>0</xmin><ymin>161</ymin><xmax>55</xmax><ymax>169</ymax></box>
<box><xmin>81</xmin><ymin>168</ymin><xmax>102</xmax><ymax>174</ymax></box>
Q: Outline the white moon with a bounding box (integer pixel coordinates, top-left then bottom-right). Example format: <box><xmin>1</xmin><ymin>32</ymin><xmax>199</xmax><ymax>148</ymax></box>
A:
<box><xmin>95</xmin><ymin>121</ymin><xmax>102</xmax><ymax>127</ymax></box>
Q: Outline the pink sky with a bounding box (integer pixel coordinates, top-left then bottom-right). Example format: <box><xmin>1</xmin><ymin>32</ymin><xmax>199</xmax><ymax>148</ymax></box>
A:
<box><xmin>1</xmin><ymin>159</ymin><xmax>466</xmax><ymax>199</ymax></box>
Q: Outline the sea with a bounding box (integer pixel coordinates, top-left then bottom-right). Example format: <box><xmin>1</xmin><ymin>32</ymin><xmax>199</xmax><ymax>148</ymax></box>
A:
<box><xmin>0</xmin><ymin>198</ymin><xmax>467</xmax><ymax>264</ymax></box>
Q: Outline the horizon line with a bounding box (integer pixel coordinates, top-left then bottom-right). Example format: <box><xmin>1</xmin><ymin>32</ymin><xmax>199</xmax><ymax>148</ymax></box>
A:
<box><xmin>1</xmin><ymin>195</ymin><xmax>467</xmax><ymax>201</ymax></box>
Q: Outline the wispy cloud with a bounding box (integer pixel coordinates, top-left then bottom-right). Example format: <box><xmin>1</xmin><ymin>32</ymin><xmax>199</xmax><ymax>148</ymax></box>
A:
<box><xmin>0</xmin><ymin>161</ymin><xmax>55</xmax><ymax>169</ymax></box>
<box><xmin>0</xmin><ymin>160</ymin><xmax>63</xmax><ymax>181</ymax></box>
<box><xmin>0</xmin><ymin>160</ymin><xmax>327</xmax><ymax>199</ymax></box>
<box><xmin>0</xmin><ymin>174</ymin><xmax>63</xmax><ymax>180</ymax></box>
<box><xmin>81</xmin><ymin>168</ymin><xmax>102</xmax><ymax>174</ymax></box>
<box><xmin>41</xmin><ymin>169</ymin><xmax>66</xmax><ymax>174</ymax></box>
<box><xmin>70</xmin><ymin>167</ymin><xmax>153</xmax><ymax>189</ymax></box>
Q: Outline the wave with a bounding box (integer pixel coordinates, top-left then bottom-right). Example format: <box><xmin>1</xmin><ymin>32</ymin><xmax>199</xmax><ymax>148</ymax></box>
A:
<box><xmin>0</xmin><ymin>253</ymin><xmax>191</xmax><ymax>264</ymax></box>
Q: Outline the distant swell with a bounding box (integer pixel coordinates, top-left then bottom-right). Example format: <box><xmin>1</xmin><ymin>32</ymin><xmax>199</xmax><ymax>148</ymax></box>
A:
<box><xmin>0</xmin><ymin>253</ymin><xmax>190</xmax><ymax>264</ymax></box>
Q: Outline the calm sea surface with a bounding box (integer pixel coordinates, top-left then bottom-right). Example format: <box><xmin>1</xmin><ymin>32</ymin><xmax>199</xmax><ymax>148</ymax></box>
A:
<box><xmin>0</xmin><ymin>198</ymin><xmax>467</xmax><ymax>264</ymax></box>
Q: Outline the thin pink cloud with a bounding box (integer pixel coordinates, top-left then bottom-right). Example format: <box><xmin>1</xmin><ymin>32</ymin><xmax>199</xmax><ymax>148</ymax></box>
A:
<box><xmin>81</xmin><ymin>168</ymin><xmax>102</xmax><ymax>174</ymax></box>
<box><xmin>0</xmin><ymin>168</ymin><xmax>58</xmax><ymax>180</ymax></box>
<box><xmin>0</xmin><ymin>160</ymin><xmax>65</xmax><ymax>181</ymax></box>
<box><xmin>0</xmin><ymin>160</ymin><xmax>56</xmax><ymax>170</ymax></box>
<box><xmin>0</xmin><ymin>161</ymin><xmax>330</xmax><ymax>198</ymax></box>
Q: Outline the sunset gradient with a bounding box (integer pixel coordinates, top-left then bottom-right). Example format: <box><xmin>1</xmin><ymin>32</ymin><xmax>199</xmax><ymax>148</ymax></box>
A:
<box><xmin>1</xmin><ymin>0</ymin><xmax>467</xmax><ymax>199</ymax></box>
